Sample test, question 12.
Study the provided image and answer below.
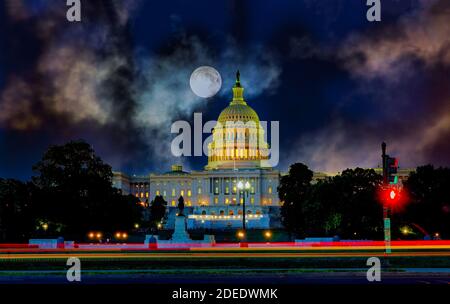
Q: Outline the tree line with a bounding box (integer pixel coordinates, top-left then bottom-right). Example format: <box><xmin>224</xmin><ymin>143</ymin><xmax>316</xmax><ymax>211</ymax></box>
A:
<box><xmin>1</xmin><ymin>141</ymin><xmax>449</xmax><ymax>241</ymax></box>
<box><xmin>279</xmin><ymin>163</ymin><xmax>450</xmax><ymax>239</ymax></box>
<box><xmin>0</xmin><ymin>140</ymin><xmax>143</xmax><ymax>241</ymax></box>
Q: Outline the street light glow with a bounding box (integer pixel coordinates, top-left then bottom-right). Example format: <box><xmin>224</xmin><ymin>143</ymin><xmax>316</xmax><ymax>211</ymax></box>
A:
<box><xmin>237</xmin><ymin>181</ymin><xmax>244</xmax><ymax>190</ymax></box>
<box><xmin>244</xmin><ymin>181</ymin><xmax>251</xmax><ymax>189</ymax></box>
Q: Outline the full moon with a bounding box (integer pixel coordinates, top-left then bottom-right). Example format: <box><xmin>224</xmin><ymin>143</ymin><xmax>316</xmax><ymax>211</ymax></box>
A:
<box><xmin>190</xmin><ymin>66</ymin><xmax>222</xmax><ymax>98</ymax></box>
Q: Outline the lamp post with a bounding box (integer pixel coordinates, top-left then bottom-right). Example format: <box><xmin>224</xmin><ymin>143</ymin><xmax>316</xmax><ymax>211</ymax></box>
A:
<box><xmin>381</xmin><ymin>142</ymin><xmax>391</xmax><ymax>256</ymax></box>
<box><xmin>381</xmin><ymin>142</ymin><xmax>400</xmax><ymax>259</ymax></box>
<box><xmin>237</xmin><ymin>180</ymin><xmax>251</xmax><ymax>242</ymax></box>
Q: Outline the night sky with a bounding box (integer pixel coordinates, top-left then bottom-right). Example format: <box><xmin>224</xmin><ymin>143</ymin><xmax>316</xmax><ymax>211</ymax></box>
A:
<box><xmin>0</xmin><ymin>0</ymin><xmax>449</xmax><ymax>180</ymax></box>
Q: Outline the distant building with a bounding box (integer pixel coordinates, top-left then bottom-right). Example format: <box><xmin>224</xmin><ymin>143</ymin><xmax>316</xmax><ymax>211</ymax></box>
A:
<box><xmin>311</xmin><ymin>168</ymin><xmax>414</xmax><ymax>185</ymax></box>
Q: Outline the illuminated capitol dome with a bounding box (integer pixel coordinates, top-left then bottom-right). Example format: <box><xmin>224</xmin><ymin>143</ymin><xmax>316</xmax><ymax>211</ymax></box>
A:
<box><xmin>206</xmin><ymin>71</ymin><xmax>270</xmax><ymax>170</ymax></box>
<box><xmin>113</xmin><ymin>71</ymin><xmax>281</xmax><ymax>230</ymax></box>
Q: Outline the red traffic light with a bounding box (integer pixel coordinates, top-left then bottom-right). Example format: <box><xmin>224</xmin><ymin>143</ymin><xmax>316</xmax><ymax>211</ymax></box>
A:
<box><xmin>389</xmin><ymin>189</ymin><xmax>397</xmax><ymax>200</ymax></box>
<box><xmin>385</xmin><ymin>188</ymin><xmax>399</xmax><ymax>204</ymax></box>
<box><xmin>378</xmin><ymin>186</ymin><xmax>408</xmax><ymax>210</ymax></box>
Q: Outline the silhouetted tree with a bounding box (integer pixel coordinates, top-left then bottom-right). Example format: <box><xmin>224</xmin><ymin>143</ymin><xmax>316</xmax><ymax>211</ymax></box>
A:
<box><xmin>278</xmin><ymin>163</ymin><xmax>313</xmax><ymax>236</ymax></box>
<box><xmin>306</xmin><ymin>168</ymin><xmax>383</xmax><ymax>239</ymax></box>
<box><xmin>403</xmin><ymin>165</ymin><xmax>450</xmax><ymax>238</ymax></box>
<box><xmin>0</xmin><ymin>179</ymin><xmax>34</xmax><ymax>241</ymax></box>
<box><xmin>280</xmin><ymin>164</ymin><xmax>383</xmax><ymax>239</ymax></box>
<box><xmin>150</xmin><ymin>195</ymin><xmax>167</xmax><ymax>229</ymax></box>
<box><xmin>31</xmin><ymin>140</ymin><xmax>142</xmax><ymax>238</ymax></box>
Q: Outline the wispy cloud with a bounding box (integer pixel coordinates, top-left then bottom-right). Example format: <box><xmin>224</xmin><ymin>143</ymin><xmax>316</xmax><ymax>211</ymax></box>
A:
<box><xmin>0</xmin><ymin>3</ymin><xmax>282</xmax><ymax>172</ymax></box>
<box><xmin>132</xmin><ymin>33</ymin><xmax>281</xmax><ymax>170</ymax></box>
<box><xmin>340</xmin><ymin>0</ymin><xmax>450</xmax><ymax>80</ymax></box>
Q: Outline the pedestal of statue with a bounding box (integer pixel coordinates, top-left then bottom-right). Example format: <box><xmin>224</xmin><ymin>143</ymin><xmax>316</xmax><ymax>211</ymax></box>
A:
<box><xmin>171</xmin><ymin>215</ymin><xmax>191</xmax><ymax>242</ymax></box>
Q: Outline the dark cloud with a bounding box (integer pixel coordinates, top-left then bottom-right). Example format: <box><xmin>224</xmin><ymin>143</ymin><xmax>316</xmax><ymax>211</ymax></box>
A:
<box><xmin>0</xmin><ymin>0</ymin><xmax>282</xmax><ymax>176</ymax></box>
<box><xmin>284</xmin><ymin>0</ymin><xmax>450</xmax><ymax>172</ymax></box>
<box><xmin>0</xmin><ymin>0</ymin><xmax>141</xmax><ymax>174</ymax></box>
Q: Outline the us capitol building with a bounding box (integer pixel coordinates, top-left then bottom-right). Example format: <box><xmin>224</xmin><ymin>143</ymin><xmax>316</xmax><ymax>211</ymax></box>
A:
<box><xmin>112</xmin><ymin>72</ymin><xmax>414</xmax><ymax>230</ymax></box>
<box><xmin>113</xmin><ymin>72</ymin><xmax>281</xmax><ymax>230</ymax></box>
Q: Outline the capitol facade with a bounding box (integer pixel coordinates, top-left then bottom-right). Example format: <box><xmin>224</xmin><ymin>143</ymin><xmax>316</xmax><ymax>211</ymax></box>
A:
<box><xmin>113</xmin><ymin>72</ymin><xmax>281</xmax><ymax>230</ymax></box>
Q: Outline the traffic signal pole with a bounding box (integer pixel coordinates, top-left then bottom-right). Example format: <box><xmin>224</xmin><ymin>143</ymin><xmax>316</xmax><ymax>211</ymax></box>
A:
<box><xmin>382</xmin><ymin>142</ymin><xmax>392</xmax><ymax>255</ymax></box>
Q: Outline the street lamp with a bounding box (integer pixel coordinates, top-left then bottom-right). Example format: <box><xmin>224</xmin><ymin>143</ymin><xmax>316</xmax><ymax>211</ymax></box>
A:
<box><xmin>237</xmin><ymin>180</ymin><xmax>251</xmax><ymax>243</ymax></box>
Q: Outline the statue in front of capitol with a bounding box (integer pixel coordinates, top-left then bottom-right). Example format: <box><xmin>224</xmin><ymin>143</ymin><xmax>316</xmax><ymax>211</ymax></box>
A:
<box><xmin>177</xmin><ymin>196</ymin><xmax>185</xmax><ymax>216</ymax></box>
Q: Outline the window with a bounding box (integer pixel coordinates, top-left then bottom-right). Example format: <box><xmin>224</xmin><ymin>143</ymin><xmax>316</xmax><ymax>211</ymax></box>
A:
<box><xmin>180</xmin><ymin>190</ymin><xmax>184</xmax><ymax>196</ymax></box>
<box><xmin>214</xmin><ymin>197</ymin><xmax>219</xmax><ymax>204</ymax></box>
<box><xmin>172</xmin><ymin>189</ymin><xmax>176</xmax><ymax>196</ymax></box>
<box><xmin>225</xmin><ymin>186</ymin><xmax>230</xmax><ymax>194</ymax></box>
<box><xmin>146</xmin><ymin>192</ymin><xmax>149</xmax><ymax>198</ymax></box>
<box><xmin>250</xmin><ymin>197</ymin><xmax>255</xmax><ymax>204</ymax></box>
<box><xmin>187</xmin><ymin>201</ymin><xmax>192</xmax><ymax>206</ymax></box>
<box><xmin>187</xmin><ymin>190</ymin><xmax>192</xmax><ymax>197</ymax></box>
<box><xmin>198</xmin><ymin>187</ymin><xmax>202</xmax><ymax>194</ymax></box>
<box><xmin>155</xmin><ymin>190</ymin><xmax>160</xmax><ymax>196</ymax></box>
<box><xmin>229</xmin><ymin>210</ymin><xmax>234</xmax><ymax>215</ymax></box>
<box><xmin>140</xmin><ymin>192</ymin><xmax>144</xmax><ymax>198</ymax></box>
<box><xmin>220</xmin><ymin>210</ymin><xmax>225</xmax><ymax>215</ymax></box>
<box><xmin>163</xmin><ymin>190</ymin><xmax>167</xmax><ymax>197</ymax></box>
<box><xmin>171</xmin><ymin>200</ymin><xmax>176</xmax><ymax>206</ymax></box>
<box><xmin>268</xmin><ymin>186</ymin><xmax>272</xmax><ymax>194</ymax></box>
<box><xmin>225</xmin><ymin>198</ymin><xmax>230</xmax><ymax>204</ymax></box>
<box><xmin>256</xmin><ymin>210</ymin><xmax>261</xmax><ymax>215</ymax></box>
<box><xmin>238</xmin><ymin>209</ymin><xmax>243</xmax><ymax>215</ymax></box>
<box><xmin>214</xmin><ymin>187</ymin><xmax>219</xmax><ymax>195</ymax></box>
<box><xmin>201</xmin><ymin>210</ymin><xmax>206</xmax><ymax>215</ymax></box>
